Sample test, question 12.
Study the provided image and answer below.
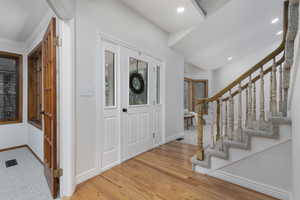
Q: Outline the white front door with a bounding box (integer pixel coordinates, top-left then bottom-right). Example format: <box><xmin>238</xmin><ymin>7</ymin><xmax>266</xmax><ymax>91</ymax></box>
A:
<box><xmin>100</xmin><ymin>38</ymin><xmax>163</xmax><ymax>166</ymax></box>
<box><xmin>120</xmin><ymin>47</ymin><xmax>157</xmax><ymax>161</ymax></box>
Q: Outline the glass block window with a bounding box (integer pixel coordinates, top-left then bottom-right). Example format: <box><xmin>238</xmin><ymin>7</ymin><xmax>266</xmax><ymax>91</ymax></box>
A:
<box><xmin>0</xmin><ymin>53</ymin><xmax>21</xmax><ymax>123</ymax></box>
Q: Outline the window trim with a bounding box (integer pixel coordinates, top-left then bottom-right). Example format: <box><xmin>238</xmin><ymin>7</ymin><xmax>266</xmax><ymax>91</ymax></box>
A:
<box><xmin>128</xmin><ymin>56</ymin><xmax>150</xmax><ymax>107</ymax></box>
<box><xmin>27</xmin><ymin>43</ymin><xmax>43</xmax><ymax>130</ymax></box>
<box><xmin>0</xmin><ymin>51</ymin><xmax>23</xmax><ymax>125</ymax></box>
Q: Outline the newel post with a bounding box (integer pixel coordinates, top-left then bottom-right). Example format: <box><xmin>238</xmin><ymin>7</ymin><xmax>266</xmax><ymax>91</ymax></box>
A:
<box><xmin>196</xmin><ymin>99</ymin><xmax>206</xmax><ymax>161</ymax></box>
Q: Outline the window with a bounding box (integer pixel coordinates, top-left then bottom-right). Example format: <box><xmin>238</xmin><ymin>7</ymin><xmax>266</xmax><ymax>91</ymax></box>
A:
<box><xmin>156</xmin><ymin>66</ymin><xmax>160</xmax><ymax>104</ymax></box>
<box><xmin>28</xmin><ymin>46</ymin><xmax>42</xmax><ymax>129</ymax></box>
<box><xmin>105</xmin><ymin>50</ymin><xmax>116</xmax><ymax>107</ymax></box>
<box><xmin>0</xmin><ymin>51</ymin><xmax>22</xmax><ymax>124</ymax></box>
<box><xmin>129</xmin><ymin>57</ymin><xmax>148</xmax><ymax>105</ymax></box>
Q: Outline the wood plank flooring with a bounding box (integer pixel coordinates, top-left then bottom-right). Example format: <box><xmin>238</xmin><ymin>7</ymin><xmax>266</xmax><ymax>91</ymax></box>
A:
<box><xmin>70</xmin><ymin>141</ymin><xmax>278</xmax><ymax>200</ymax></box>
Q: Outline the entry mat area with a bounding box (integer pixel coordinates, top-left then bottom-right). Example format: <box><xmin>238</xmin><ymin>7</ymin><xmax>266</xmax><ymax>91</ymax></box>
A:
<box><xmin>0</xmin><ymin>148</ymin><xmax>53</xmax><ymax>200</ymax></box>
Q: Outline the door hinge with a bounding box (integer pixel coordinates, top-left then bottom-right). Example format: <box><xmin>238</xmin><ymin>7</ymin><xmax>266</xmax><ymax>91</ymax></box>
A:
<box><xmin>54</xmin><ymin>168</ymin><xmax>63</xmax><ymax>178</ymax></box>
<box><xmin>54</xmin><ymin>36</ymin><xmax>62</xmax><ymax>47</ymax></box>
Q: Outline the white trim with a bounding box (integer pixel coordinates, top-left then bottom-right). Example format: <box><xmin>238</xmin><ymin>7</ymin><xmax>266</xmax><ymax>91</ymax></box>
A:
<box><xmin>101</xmin><ymin>161</ymin><xmax>121</xmax><ymax>172</ymax></box>
<box><xmin>75</xmin><ymin>168</ymin><xmax>102</xmax><ymax>185</ymax></box>
<box><xmin>58</xmin><ymin>19</ymin><xmax>76</xmax><ymax>197</ymax></box>
<box><xmin>288</xmin><ymin>32</ymin><xmax>300</xmax><ymax>110</ymax></box>
<box><xmin>209</xmin><ymin>170</ymin><xmax>291</xmax><ymax>200</ymax></box>
<box><xmin>165</xmin><ymin>132</ymin><xmax>185</xmax><ymax>143</ymax></box>
<box><xmin>98</xmin><ymin>31</ymin><xmax>163</xmax><ymax>63</ymax></box>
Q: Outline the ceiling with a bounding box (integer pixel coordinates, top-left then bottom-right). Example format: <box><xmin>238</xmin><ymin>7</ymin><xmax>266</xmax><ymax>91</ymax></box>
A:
<box><xmin>119</xmin><ymin>0</ymin><xmax>205</xmax><ymax>33</ymax></box>
<box><xmin>173</xmin><ymin>0</ymin><xmax>284</xmax><ymax>69</ymax></box>
<box><xmin>0</xmin><ymin>0</ymin><xmax>50</xmax><ymax>43</ymax></box>
<box><xmin>120</xmin><ymin>0</ymin><xmax>284</xmax><ymax>70</ymax></box>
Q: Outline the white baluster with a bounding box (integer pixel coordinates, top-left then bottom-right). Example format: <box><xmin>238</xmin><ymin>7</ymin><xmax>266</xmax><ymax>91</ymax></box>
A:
<box><xmin>248</xmin><ymin>75</ymin><xmax>252</xmax><ymax>128</ymax></box>
<box><xmin>219</xmin><ymin>98</ymin><xmax>224</xmax><ymax>151</ymax></box>
<box><xmin>279</xmin><ymin>64</ymin><xmax>283</xmax><ymax>113</ymax></box>
<box><xmin>210</xmin><ymin>102</ymin><xmax>215</xmax><ymax>148</ymax></box>
<box><xmin>245</xmin><ymin>85</ymin><xmax>249</xmax><ymax>127</ymax></box>
<box><xmin>259</xmin><ymin>67</ymin><xmax>265</xmax><ymax>121</ymax></box>
<box><xmin>224</xmin><ymin>100</ymin><xmax>228</xmax><ymax>138</ymax></box>
<box><xmin>252</xmin><ymin>81</ymin><xmax>256</xmax><ymax>121</ymax></box>
<box><xmin>270</xmin><ymin>70</ymin><xmax>273</xmax><ymax>112</ymax></box>
<box><xmin>236</xmin><ymin>83</ymin><xmax>243</xmax><ymax>142</ymax></box>
<box><xmin>228</xmin><ymin>90</ymin><xmax>234</xmax><ymax>140</ymax></box>
<box><xmin>271</xmin><ymin>58</ymin><xmax>278</xmax><ymax>116</ymax></box>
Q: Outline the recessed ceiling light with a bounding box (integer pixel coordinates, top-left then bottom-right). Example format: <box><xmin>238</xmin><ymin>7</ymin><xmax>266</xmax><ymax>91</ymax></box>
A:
<box><xmin>271</xmin><ymin>18</ymin><xmax>279</xmax><ymax>24</ymax></box>
<box><xmin>177</xmin><ymin>7</ymin><xmax>185</xmax><ymax>13</ymax></box>
<box><xmin>228</xmin><ymin>57</ymin><xmax>233</xmax><ymax>61</ymax></box>
<box><xmin>277</xmin><ymin>30</ymin><xmax>283</xmax><ymax>35</ymax></box>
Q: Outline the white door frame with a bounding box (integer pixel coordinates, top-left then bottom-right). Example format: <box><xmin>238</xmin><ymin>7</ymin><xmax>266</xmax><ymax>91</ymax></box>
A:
<box><xmin>96</xmin><ymin>31</ymin><xmax>166</xmax><ymax>164</ymax></box>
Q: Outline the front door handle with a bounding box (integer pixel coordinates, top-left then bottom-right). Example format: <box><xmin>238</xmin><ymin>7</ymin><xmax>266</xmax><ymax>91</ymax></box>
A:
<box><xmin>122</xmin><ymin>108</ymin><xmax>128</xmax><ymax>113</ymax></box>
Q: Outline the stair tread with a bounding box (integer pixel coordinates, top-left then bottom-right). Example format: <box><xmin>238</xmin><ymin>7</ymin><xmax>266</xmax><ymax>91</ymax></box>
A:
<box><xmin>191</xmin><ymin>155</ymin><xmax>211</xmax><ymax>169</ymax></box>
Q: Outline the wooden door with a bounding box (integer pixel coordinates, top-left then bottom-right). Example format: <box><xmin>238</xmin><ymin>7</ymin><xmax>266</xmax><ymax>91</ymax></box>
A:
<box><xmin>42</xmin><ymin>18</ymin><xmax>59</xmax><ymax>198</ymax></box>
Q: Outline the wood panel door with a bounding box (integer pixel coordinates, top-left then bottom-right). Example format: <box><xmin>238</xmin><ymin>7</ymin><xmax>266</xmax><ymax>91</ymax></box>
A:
<box><xmin>42</xmin><ymin>17</ymin><xmax>59</xmax><ymax>198</ymax></box>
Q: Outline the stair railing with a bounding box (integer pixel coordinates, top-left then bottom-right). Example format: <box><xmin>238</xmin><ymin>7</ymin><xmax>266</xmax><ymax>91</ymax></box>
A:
<box><xmin>196</xmin><ymin>0</ymin><xmax>299</xmax><ymax>161</ymax></box>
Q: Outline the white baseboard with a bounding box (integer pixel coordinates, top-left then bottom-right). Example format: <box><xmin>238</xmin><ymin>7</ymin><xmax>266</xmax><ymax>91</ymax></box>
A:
<box><xmin>165</xmin><ymin>132</ymin><xmax>184</xmax><ymax>143</ymax></box>
<box><xmin>76</xmin><ymin>167</ymin><xmax>102</xmax><ymax>185</ymax></box>
<box><xmin>209</xmin><ymin>170</ymin><xmax>291</xmax><ymax>200</ymax></box>
<box><xmin>101</xmin><ymin>161</ymin><xmax>120</xmax><ymax>172</ymax></box>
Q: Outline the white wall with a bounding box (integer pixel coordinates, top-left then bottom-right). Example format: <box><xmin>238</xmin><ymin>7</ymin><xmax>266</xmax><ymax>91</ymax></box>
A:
<box><xmin>291</xmin><ymin>62</ymin><xmax>300</xmax><ymax>200</ymax></box>
<box><xmin>213</xmin><ymin>42</ymin><xmax>280</xmax><ymax>92</ymax></box>
<box><xmin>27</xmin><ymin>125</ymin><xmax>43</xmax><ymax>161</ymax></box>
<box><xmin>222</xmin><ymin>141</ymin><xmax>292</xmax><ymax>193</ymax></box>
<box><xmin>75</xmin><ymin>0</ymin><xmax>184</xmax><ymax>178</ymax></box>
<box><xmin>290</xmin><ymin>15</ymin><xmax>300</xmax><ymax>199</ymax></box>
<box><xmin>184</xmin><ymin>63</ymin><xmax>215</xmax><ymax>96</ymax></box>
<box><xmin>0</xmin><ymin>40</ymin><xmax>28</xmax><ymax>150</ymax></box>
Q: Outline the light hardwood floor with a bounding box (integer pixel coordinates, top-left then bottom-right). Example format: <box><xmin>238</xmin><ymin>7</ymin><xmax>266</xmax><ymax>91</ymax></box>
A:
<box><xmin>70</xmin><ymin>141</ymin><xmax>278</xmax><ymax>200</ymax></box>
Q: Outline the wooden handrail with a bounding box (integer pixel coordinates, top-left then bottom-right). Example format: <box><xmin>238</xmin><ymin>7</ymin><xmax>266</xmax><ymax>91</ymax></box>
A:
<box><xmin>198</xmin><ymin>1</ymin><xmax>289</xmax><ymax>104</ymax></box>
<box><xmin>222</xmin><ymin>56</ymin><xmax>285</xmax><ymax>101</ymax></box>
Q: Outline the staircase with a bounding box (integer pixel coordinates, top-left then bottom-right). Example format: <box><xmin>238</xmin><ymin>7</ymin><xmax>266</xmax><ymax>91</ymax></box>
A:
<box><xmin>191</xmin><ymin>0</ymin><xmax>299</xmax><ymax>198</ymax></box>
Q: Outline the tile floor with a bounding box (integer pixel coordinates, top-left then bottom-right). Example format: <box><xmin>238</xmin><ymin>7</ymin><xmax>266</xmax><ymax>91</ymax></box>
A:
<box><xmin>0</xmin><ymin>147</ymin><xmax>53</xmax><ymax>200</ymax></box>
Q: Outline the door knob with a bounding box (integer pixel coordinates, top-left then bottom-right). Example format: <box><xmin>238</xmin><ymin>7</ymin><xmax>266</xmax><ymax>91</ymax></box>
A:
<box><xmin>122</xmin><ymin>108</ymin><xmax>128</xmax><ymax>113</ymax></box>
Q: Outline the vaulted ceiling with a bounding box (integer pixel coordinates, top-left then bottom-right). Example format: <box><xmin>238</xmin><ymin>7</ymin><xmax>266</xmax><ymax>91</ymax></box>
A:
<box><xmin>0</xmin><ymin>0</ymin><xmax>50</xmax><ymax>43</ymax></box>
<box><xmin>120</xmin><ymin>0</ymin><xmax>284</xmax><ymax>70</ymax></box>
